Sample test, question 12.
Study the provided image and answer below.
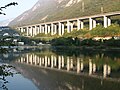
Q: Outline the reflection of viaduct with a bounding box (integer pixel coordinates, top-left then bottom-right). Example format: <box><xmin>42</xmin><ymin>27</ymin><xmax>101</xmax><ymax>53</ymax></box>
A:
<box><xmin>17</xmin><ymin>11</ymin><xmax>120</xmax><ymax>37</ymax></box>
<box><xmin>17</xmin><ymin>53</ymin><xmax>111</xmax><ymax>78</ymax></box>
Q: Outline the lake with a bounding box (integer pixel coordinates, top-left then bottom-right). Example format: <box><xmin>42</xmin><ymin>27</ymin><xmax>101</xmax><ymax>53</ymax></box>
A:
<box><xmin>0</xmin><ymin>47</ymin><xmax>120</xmax><ymax>90</ymax></box>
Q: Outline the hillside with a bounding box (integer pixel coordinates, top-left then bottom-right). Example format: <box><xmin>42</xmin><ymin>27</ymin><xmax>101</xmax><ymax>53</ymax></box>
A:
<box><xmin>9</xmin><ymin>0</ymin><xmax>120</xmax><ymax>27</ymax></box>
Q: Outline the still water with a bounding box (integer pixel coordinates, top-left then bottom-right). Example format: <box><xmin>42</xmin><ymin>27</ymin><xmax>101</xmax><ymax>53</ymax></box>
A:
<box><xmin>0</xmin><ymin>47</ymin><xmax>120</xmax><ymax>90</ymax></box>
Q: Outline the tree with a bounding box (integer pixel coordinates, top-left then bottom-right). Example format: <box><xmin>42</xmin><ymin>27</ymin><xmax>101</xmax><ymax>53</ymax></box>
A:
<box><xmin>0</xmin><ymin>64</ymin><xmax>19</xmax><ymax>90</ymax></box>
<box><xmin>0</xmin><ymin>2</ymin><xmax>18</xmax><ymax>15</ymax></box>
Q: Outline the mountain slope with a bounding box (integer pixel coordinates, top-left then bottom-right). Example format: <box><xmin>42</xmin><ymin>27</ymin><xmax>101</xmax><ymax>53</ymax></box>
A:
<box><xmin>9</xmin><ymin>0</ymin><xmax>120</xmax><ymax>27</ymax></box>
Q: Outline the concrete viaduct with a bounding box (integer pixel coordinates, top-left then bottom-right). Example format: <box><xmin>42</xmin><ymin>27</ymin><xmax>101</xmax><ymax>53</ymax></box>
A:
<box><xmin>17</xmin><ymin>11</ymin><xmax>120</xmax><ymax>37</ymax></box>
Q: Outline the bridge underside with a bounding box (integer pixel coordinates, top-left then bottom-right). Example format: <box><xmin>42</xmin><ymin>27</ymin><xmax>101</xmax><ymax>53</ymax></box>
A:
<box><xmin>17</xmin><ymin>11</ymin><xmax>120</xmax><ymax>37</ymax></box>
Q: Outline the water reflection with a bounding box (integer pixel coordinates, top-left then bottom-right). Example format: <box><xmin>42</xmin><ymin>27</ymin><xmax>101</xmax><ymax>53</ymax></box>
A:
<box><xmin>16</xmin><ymin>52</ymin><xmax>118</xmax><ymax>79</ymax></box>
<box><xmin>4</xmin><ymin>48</ymin><xmax>119</xmax><ymax>90</ymax></box>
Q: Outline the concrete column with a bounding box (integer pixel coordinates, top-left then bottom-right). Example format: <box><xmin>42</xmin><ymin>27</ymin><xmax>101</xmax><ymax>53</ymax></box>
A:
<box><xmin>81</xmin><ymin>59</ymin><xmax>84</xmax><ymax>71</ymax></box>
<box><xmin>28</xmin><ymin>54</ymin><xmax>30</xmax><ymax>64</ymax></box>
<box><xmin>26</xmin><ymin>27</ymin><xmax>29</xmax><ymax>36</ymax></box>
<box><xmin>104</xmin><ymin>16</ymin><xmax>107</xmax><ymax>28</ymax></box>
<box><xmin>45</xmin><ymin>56</ymin><xmax>47</xmax><ymax>67</ymax></box>
<box><xmin>81</xmin><ymin>20</ymin><xmax>84</xmax><ymax>29</ymax></box>
<box><xmin>70</xmin><ymin>22</ymin><xmax>73</xmax><ymax>32</ymax></box>
<box><xmin>70</xmin><ymin>59</ymin><xmax>73</xmax><ymax>69</ymax></box>
<box><xmin>32</xmin><ymin>54</ymin><xmax>35</xmax><ymax>64</ymax></box>
<box><xmin>58</xmin><ymin>56</ymin><xmax>61</xmax><ymax>69</ymax></box>
<box><xmin>36</xmin><ymin>56</ymin><xmax>39</xmax><ymax>65</ymax></box>
<box><xmin>89</xmin><ymin>59</ymin><xmax>92</xmax><ymax>75</ymax></box>
<box><xmin>61</xmin><ymin>56</ymin><xmax>64</xmax><ymax>68</ymax></box>
<box><xmin>39</xmin><ymin>25</ymin><xmax>42</xmax><ymax>33</ymax></box>
<box><xmin>32</xmin><ymin>27</ymin><xmax>34</xmax><ymax>37</ymax></box>
<box><xmin>93</xmin><ymin>19</ymin><xmax>97</xmax><ymax>28</ymax></box>
<box><xmin>42</xmin><ymin>26</ymin><xmax>45</xmax><ymax>33</ymax></box>
<box><xmin>48</xmin><ymin>25</ymin><xmax>51</xmax><ymax>33</ymax></box>
<box><xmin>48</xmin><ymin>57</ymin><xmax>50</xmax><ymax>66</ymax></box>
<box><xmin>59</xmin><ymin>22</ymin><xmax>62</xmax><ymax>36</ymax></box>
<box><xmin>67</xmin><ymin>21</ymin><xmax>70</xmax><ymax>33</ymax></box>
<box><xmin>21</xmin><ymin>57</ymin><xmax>24</xmax><ymax>63</ymax></box>
<box><xmin>54</xmin><ymin>56</ymin><xmax>57</xmax><ymax>67</ymax></box>
<box><xmin>62</xmin><ymin>23</ymin><xmax>65</xmax><ymax>35</ymax></box>
<box><xmin>77</xmin><ymin>58</ymin><xmax>80</xmax><ymax>73</ymax></box>
<box><xmin>36</xmin><ymin>26</ymin><xmax>39</xmax><ymax>34</ymax></box>
<box><xmin>107</xmin><ymin>65</ymin><xmax>111</xmax><ymax>75</ymax></box>
<box><xmin>103</xmin><ymin>64</ymin><xmax>107</xmax><ymax>78</ymax></box>
<box><xmin>41</xmin><ymin>26</ymin><xmax>43</xmax><ymax>33</ymax></box>
<box><xmin>30</xmin><ymin>54</ymin><xmax>33</xmax><ymax>65</ymax></box>
<box><xmin>26</xmin><ymin>54</ymin><xmax>29</xmax><ymax>64</ymax></box>
<box><xmin>51</xmin><ymin>23</ymin><xmax>54</xmax><ymax>35</ymax></box>
<box><xmin>34</xmin><ymin>55</ymin><xmax>37</xmax><ymax>65</ymax></box>
<box><xmin>34</xmin><ymin>26</ymin><xmax>37</xmax><ymax>36</ymax></box>
<box><xmin>39</xmin><ymin>57</ymin><xmax>42</xmax><ymax>66</ymax></box>
<box><xmin>77</xmin><ymin>19</ymin><xmax>80</xmax><ymax>30</ymax></box>
<box><xmin>20</xmin><ymin>28</ymin><xmax>24</xmax><ymax>33</ymax></box>
<box><xmin>30</xmin><ymin>27</ymin><xmax>33</xmax><ymax>36</ymax></box>
<box><xmin>42</xmin><ymin>57</ymin><xmax>45</xmax><ymax>65</ymax></box>
<box><xmin>67</xmin><ymin>57</ymin><xmax>70</xmax><ymax>71</ymax></box>
<box><xmin>108</xmin><ymin>17</ymin><xmax>111</xmax><ymax>26</ymax></box>
<box><xmin>23</xmin><ymin>28</ymin><xmax>25</xmax><ymax>32</ymax></box>
<box><xmin>51</xmin><ymin>55</ymin><xmax>54</xmax><ymax>68</ymax></box>
<box><xmin>45</xmin><ymin>24</ymin><xmax>48</xmax><ymax>34</ymax></box>
<box><xmin>54</xmin><ymin>24</ymin><xmax>57</xmax><ymax>35</ymax></box>
<box><xmin>93</xmin><ymin>63</ymin><xmax>96</xmax><ymax>73</ymax></box>
<box><xmin>89</xmin><ymin>18</ymin><xmax>93</xmax><ymax>30</ymax></box>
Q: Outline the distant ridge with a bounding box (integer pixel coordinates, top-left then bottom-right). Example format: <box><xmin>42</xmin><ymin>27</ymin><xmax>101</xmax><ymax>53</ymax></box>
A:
<box><xmin>0</xmin><ymin>18</ymin><xmax>14</xmax><ymax>26</ymax></box>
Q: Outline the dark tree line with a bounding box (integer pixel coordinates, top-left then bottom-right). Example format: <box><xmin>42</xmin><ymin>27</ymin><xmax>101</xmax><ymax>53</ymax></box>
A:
<box><xmin>0</xmin><ymin>2</ymin><xmax>18</xmax><ymax>15</ymax></box>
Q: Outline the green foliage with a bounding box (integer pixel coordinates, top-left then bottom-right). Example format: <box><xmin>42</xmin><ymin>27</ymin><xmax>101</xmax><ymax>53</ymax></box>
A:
<box><xmin>104</xmin><ymin>38</ymin><xmax>120</xmax><ymax>47</ymax></box>
<box><xmin>89</xmin><ymin>24</ymin><xmax>120</xmax><ymax>37</ymax></box>
<box><xmin>51</xmin><ymin>37</ymin><xmax>74</xmax><ymax>46</ymax></box>
<box><xmin>0</xmin><ymin>64</ymin><xmax>18</xmax><ymax>90</ymax></box>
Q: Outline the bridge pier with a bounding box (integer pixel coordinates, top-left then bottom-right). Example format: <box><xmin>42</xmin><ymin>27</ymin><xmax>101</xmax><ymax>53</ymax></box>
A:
<box><xmin>45</xmin><ymin>24</ymin><xmax>48</xmax><ymax>34</ymax></box>
<box><xmin>67</xmin><ymin>21</ymin><xmax>70</xmax><ymax>33</ymax></box>
<box><xmin>93</xmin><ymin>19</ymin><xmax>97</xmax><ymax>28</ymax></box>
<box><xmin>77</xmin><ymin>58</ymin><xmax>80</xmax><ymax>73</ymax></box>
<box><xmin>51</xmin><ymin>55</ymin><xmax>54</xmax><ymax>68</ymax></box>
<box><xmin>77</xmin><ymin>19</ymin><xmax>81</xmax><ymax>30</ymax></box>
<box><xmin>20</xmin><ymin>27</ymin><xmax>24</xmax><ymax>33</ymax></box>
<box><xmin>39</xmin><ymin>25</ymin><xmax>42</xmax><ymax>33</ymax></box>
<box><xmin>54</xmin><ymin>24</ymin><xmax>57</xmax><ymax>35</ymax></box>
<box><xmin>59</xmin><ymin>22</ymin><xmax>62</xmax><ymax>36</ymax></box>
<box><xmin>67</xmin><ymin>57</ymin><xmax>70</xmax><ymax>71</ymax></box>
<box><xmin>58</xmin><ymin>56</ymin><xmax>61</xmax><ymax>69</ymax></box>
<box><xmin>26</xmin><ymin>27</ymin><xmax>29</xmax><ymax>36</ymax></box>
<box><xmin>104</xmin><ymin>16</ymin><xmax>111</xmax><ymax>28</ymax></box>
<box><xmin>77</xmin><ymin>19</ymin><xmax>84</xmax><ymax>30</ymax></box>
<box><xmin>36</xmin><ymin>25</ymin><xmax>40</xmax><ymax>35</ymax></box>
<box><xmin>89</xmin><ymin>18</ymin><xmax>97</xmax><ymax>30</ymax></box>
<box><xmin>62</xmin><ymin>23</ymin><xmax>65</xmax><ymax>35</ymax></box>
<box><xmin>28</xmin><ymin>27</ymin><xmax>32</xmax><ymax>36</ymax></box>
<box><xmin>33</xmin><ymin>26</ymin><xmax>37</xmax><ymax>36</ymax></box>
<box><xmin>48</xmin><ymin>25</ymin><xmax>51</xmax><ymax>34</ymax></box>
<box><xmin>103</xmin><ymin>64</ymin><xmax>111</xmax><ymax>78</ymax></box>
<box><xmin>51</xmin><ymin>23</ymin><xmax>54</xmax><ymax>35</ymax></box>
<box><xmin>89</xmin><ymin>18</ymin><xmax>93</xmax><ymax>30</ymax></box>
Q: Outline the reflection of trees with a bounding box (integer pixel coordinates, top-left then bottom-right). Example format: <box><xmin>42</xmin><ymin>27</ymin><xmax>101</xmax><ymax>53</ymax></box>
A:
<box><xmin>0</xmin><ymin>64</ymin><xmax>18</xmax><ymax>90</ymax></box>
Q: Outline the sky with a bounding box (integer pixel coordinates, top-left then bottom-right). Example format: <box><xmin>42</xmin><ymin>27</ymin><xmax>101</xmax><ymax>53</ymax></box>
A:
<box><xmin>0</xmin><ymin>0</ymin><xmax>38</xmax><ymax>21</ymax></box>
